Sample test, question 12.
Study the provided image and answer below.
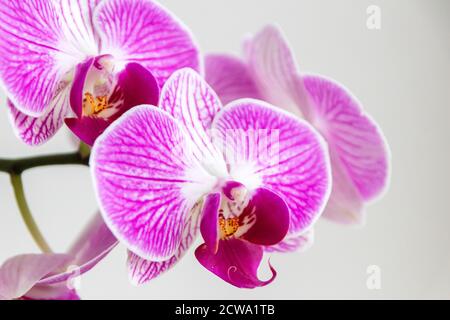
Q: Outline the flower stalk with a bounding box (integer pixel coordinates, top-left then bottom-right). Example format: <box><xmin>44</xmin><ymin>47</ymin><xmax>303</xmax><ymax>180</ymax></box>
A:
<box><xmin>10</xmin><ymin>173</ymin><xmax>52</xmax><ymax>253</ymax></box>
<box><xmin>0</xmin><ymin>151</ymin><xmax>89</xmax><ymax>175</ymax></box>
<box><xmin>0</xmin><ymin>147</ymin><xmax>90</xmax><ymax>253</ymax></box>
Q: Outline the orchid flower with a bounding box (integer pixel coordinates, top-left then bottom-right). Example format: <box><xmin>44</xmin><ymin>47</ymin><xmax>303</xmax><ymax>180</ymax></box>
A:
<box><xmin>90</xmin><ymin>69</ymin><xmax>331</xmax><ymax>288</ymax></box>
<box><xmin>0</xmin><ymin>214</ymin><xmax>117</xmax><ymax>300</ymax></box>
<box><xmin>0</xmin><ymin>0</ymin><xmax>199</xmax><ymax>146</ymax></box>
<box><xmin>205</xmin><ymin>25</ymin><xmax>390</xmax><ymax>225</ymax></box>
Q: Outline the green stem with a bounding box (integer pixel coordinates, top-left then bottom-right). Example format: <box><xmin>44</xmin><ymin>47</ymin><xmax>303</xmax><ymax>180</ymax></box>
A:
<box><xmin>10</xmin><ymin>173</ymin><xmax>52</xmax><ymax>253</ymax></box>
<box><xmin>0</xmin><ymin>151</ymin><xmax>89</xmax><ymax>175</ymax></box>
<box><xmin>0</xmin><ymin>146</ymin><xmax>90</xmax><ymax>252</ymax></box>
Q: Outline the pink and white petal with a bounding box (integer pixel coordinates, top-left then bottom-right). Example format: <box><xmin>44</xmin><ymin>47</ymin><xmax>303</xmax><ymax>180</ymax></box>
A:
<box><xmin>321</xmin><ymin>148</ymin><xmax>365</xmax><ymax>224</ymax></box>
<box><xmin>244</xmin><ymin>25</ymin><xmax>309</xmax><ymax>117</ymax></box>
<box><xmin>159</xmin><ymin>69</ymin><xmax>226</xmax><ymax>174</ymax></box>
<box><xmin>265</xmin><ymin>229</ymin><xmax>314</xmax><ymax>253</ymax></box>
<box><xmin>8</xmin><ymin>84</ymin><xmax>71</xmax><ymax>146</ymax></box>
<box><xmin>212</xmin><ymin>99</ymin><xmax>331</xmax><ymax>234</ymax></box>
<box><xmin>205</xmin><ymin>54</ymin><xmax>261</xmax><ymax>105</ymax></box>
<box><xmin>195</xmin><ymin>238</ymin><xmax>276</xmax><ymax>289</ymax></box>
<box><xmin>0</xmin><ymin>0</ymin><xmax>73</xmax><ymax>116</ymax></box>
<box><xmin>38</xmin><ymin>213</ymin><xmax>118</xmax><ymax>286</ymax></box>
<box><xmin>94</xmin><ymin>0</ymin><xmax>200</xmax><ymax>88</ymax></box>
<box><xmin>91</xmin><ymin>105</ymin><xmax>216</xmax><ymax>261</ymax></box>
<box><xmin>127</xmin><ymin>209</ymin><xmax>201</xmax><ymax>285</ymax></box>
<box><xmin>0</xmin><ymin>254</ymin><xmax>72</xmax><ymax>300</ymax></box>
<box><xmin>55</xmin><ymin>0</ymin><xmax>100</xmax><ymax>60</ymax></box>
<box><xmin>303</xmin><ymin>75</ymin><xmax>390</xmax><ymax>202</ymax></box>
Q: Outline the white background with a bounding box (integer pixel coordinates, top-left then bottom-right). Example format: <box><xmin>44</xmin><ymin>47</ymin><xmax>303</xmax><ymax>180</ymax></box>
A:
<box><xmin>0</xmin><ymin>0</ymin><xmax>449</xmax><ymax>299</ymax></box>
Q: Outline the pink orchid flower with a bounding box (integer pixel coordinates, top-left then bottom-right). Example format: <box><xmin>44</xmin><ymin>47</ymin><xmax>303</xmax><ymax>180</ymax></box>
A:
<box><xmin>0</xmin><ymin>0</ymin><xmax>199</xmax><ymax>146</ymax></box>
<box><xmin>0</xmin><ymin>214</ymin><xmax>117</xmax><ymax>300</ymax></box>
<box><xmin>205</xmin><ymin>25</ymin><xmax>390</xmax><ymax>225</ymax></box>
<box><xmin>90</xmin><ymin>69</ymin><xmax>331</xmax><ymax>288</ymax></box>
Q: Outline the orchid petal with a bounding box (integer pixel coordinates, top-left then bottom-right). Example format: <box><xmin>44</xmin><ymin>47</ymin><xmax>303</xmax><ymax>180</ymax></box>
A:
<box><xmin>303</xmin><ymin>75</ymin><xmax>390</xmax><ymax>202</ymax></box>
<box><xmin>94</xmin><ymin>0</ymin><xmax>200</xmax><ymax>87</ymax></box>
<box><xmin>205</xmin><ymin>54</ymin><xmax>260</xmax><ymax>105</ymax></box>
<box><xmin>70</xmin><ymin>57</ymin><xmax>95</xmax><ymax>119</ymax></box>
<box><xmin>55</xmin><ymin>0</ymin><xmax>100</xmax><ymax>58</ymax></box>
<box><xmin>22</xmin><ymin>284</ymin><xmax>79</xmax><ymax>300</ymax></box>
<box><xmin>91</xmin><ymin>105</ymin><xmax>216</xmax><ymax>261</ymax></box>
<box><xmin>127</xmin><ymin>209</ymin><xmax>201</xmax><ymax>285</ymax></box>
<box><xmin>212</xmin><ymin>99</ymin><xmax>331</xmax><ymax>234</ymax></box>
<box><xmin>67</xmin><ymin>60</ymin><xmax>160</xmax><ymax>145</ymax></box>
<box><xmin>240</xmin><ymin>188</ymin><xmax>289</xmax><ymax>246</ymax></box>
<box><xmin>65</xmin><ymin>116</ymin><xmax>110</xmax><ymax>147</ymax></box>
<box><xmin>0</xmin><ymin>254</ymin><xmax>71</xmax><ymax>300</ymax></box>
<box><xmin>38</xmin><ymin>213</ymin><xmax>118</xmax><ymax>286</ymax></box>
<box><xmin>195</xmin><ymin>238</ymin><xmax>276</xmax><ymax>289</ymax></box>
<box><xmin>0</xmin><ymin>0</ymin><xmax>93</xmax><ymax>117</ymax></box>
<box><xmin>200</xmin><ymin>193</ymin><xmax>221</xmax><ymax>254</ymax></box>
<box><xmin>159</xmin><ymin>68</ymin><xmax>226</xmax><ymax>175</ymax></box>
<box><xmin>265</xmin><ymin>229</ymin><xmax>314</xmax><ymax>253</ymax></box>
<box><xmin>244</xmin><ymin>25</ymin><xmax>309</xmax><ymax>117</ymax></box>
<box><xmin>8</xmin><ymin>85</ymin><xmax>71</xmax><ymax>146</ymax></box>
<box><xmin>321</xmin><ymin>150</ymin><xmax>365</xmax><ymax>224</ymax></box>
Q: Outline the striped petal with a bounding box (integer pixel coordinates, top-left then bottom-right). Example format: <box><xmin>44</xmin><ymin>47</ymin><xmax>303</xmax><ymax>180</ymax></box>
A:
<box><xmin>94</xmin><ymin>0</ymin><xmax>200</xmax><ymax>88</ymax></box>
<box><xmin>303</xmin><ymin>75</ymin><xmax>390</xmax><ymax>206</ymax></box>
<box><xmin>55</xmin><ymin>0</ymin><xmax>100</xmax><ymax>59</ymax></box>
<box><xmin>159</xmin><ymin>68</ymin><xmax>227</xmax><ymax>176</ymax></box>
<box><xmin>0</xmin><ymin>0</ymin><xmax>63</xmax><ymax>116</ymax></box>
<box><xmin>212</xmin><ymin>99</ymin><xmax>331</xmax><ymax>234</ymax></box>
<box><xmin>91</xmin><ymin>105</ymin><xmax>217</xmax><ymax>261</ymax></box>
<box><xmin>7</xmin><ymin>84</ymin><xmax>71</xmax><ymax>146</ymax></box>
<box><xmin>205</xmin><ymin>54</ymin><xmax>261</xmax><ymax>105</ymax></box>
<box><xmin>244</xmin><ymin>25</ymin><xmax>309</xmax><ymax>117</ymax></box>
<box><xmin>127</xmin><ymin>209</ymin><xmax>201</xmax><ymax>285</ymax></box>
<box><xmin>0</xmin><ymin>0</ymin><xmax>97</xmax><ymax>117</ymax></box>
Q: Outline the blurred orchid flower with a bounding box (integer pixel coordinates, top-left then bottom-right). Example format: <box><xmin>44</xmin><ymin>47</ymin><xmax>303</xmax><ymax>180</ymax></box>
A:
<box><xmin>0</xmin><ymin>0</ymin><xmax>199</xmax><ymax>146</ymax></box>
<box><xmin>0</xmin><ymin>214</ymin><xmax>117</xmax><ymax>300</ymax></box>
<box><xmin>91</xmin><ymin>69</ymin><xmax>331</xmax><ymax>288</ymax></box>
<box><xmin>205</xmin><ymin>25</ymin><xmax>390</xmax><ymax>225</ymax></box>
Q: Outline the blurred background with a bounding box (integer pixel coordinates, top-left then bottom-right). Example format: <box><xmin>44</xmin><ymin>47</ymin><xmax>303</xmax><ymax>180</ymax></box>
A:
<box><xmin>0</xmin><ymin>0</ymin><xmax>449</xmax><ymax>299</ymax></box>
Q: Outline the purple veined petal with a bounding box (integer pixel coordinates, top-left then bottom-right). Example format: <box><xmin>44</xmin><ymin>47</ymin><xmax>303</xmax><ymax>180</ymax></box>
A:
<box><xmin>0</xmin><ymin>0</ymin><xmax>94</xmax><ymax>117</ymax></box>
<box><xmin>265</xmin><ymin>229</ymin><xmax>314</xmax><ymax>253</ymax></box>
<box><xmin>303</xmin><ymin>74</ymin><xmax>390</xmax><ymax>203</ymax></box>
<box><xmin>239</xmin><ymin>188</ymin><xmax>290</xmax><ymax>246</ymax></box>
<box><xmin>244</xmin><ymin>25</ymin><xmax>310</xmax><ymax>117</ymax></box>
<box><xmin>94</xmin><ymin>0</ymin><xmax>200</xmax><ymax>88</ymax></box>
<box><xmin>91</xmin><ymin>105</ymin><xmax>217</xmax><ymax>261</ymax></box>
<box><xmin>0</xmin><ymin>254</ymin><xmax>72</xmax><ymax>300</ymax></box>
<box><xmin>7</xmin><ymin>84</ymin><xmax>71</xmax><ymax>146</ymax></box>
<box><xmin>37</xmin><ymin>213</ymin><xmax>118</xmax><ymax>286</ymax></box>
<box><xmin>159</xmin><ymin>68</ymin><xmax>227</xmax><ymax>175</ymax></box>
<box><xmin>211</xmin><ymin>99</ymin><xmax>332</xmax><ymax>234</ymax></box>
<box><xmin>55</xmin><ymin>0</ymin><xmax>101</xmax><ymax>58</ymax></box>
<box><xmin>127</xmin><ymin>208</ymin><xmax>201</xmax><ymax>285</ymax></box>
<box><xmin>67</xmin><ymin>58</ymin><xmax>160</xmax><ymax>146</ymax></box>
<box><xmin>205</xmin><ymin>54</ymin><xmax>261</xmax><ymax>105</ymax></box>
<box><xmin>195</xmin><ymin>238</ymin><xmax>276</xmax><ymax>289</ymax></box>
<box><xmin>200</xmin><ymin>193</ymin><xmax>221</xmax><ymax>254</ymax></box>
